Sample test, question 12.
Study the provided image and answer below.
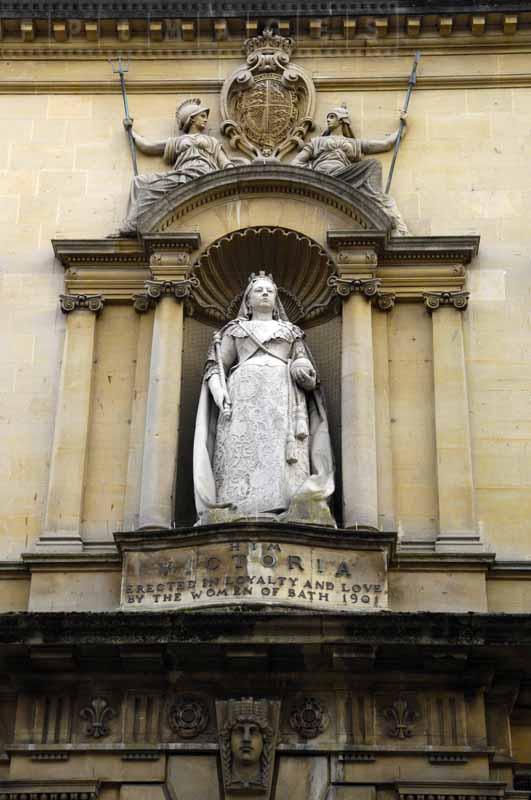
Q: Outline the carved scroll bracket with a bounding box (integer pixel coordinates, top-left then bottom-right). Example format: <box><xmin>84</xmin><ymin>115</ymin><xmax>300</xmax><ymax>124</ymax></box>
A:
<box><xmin>133</xmin><ymin>277</ymin><xmax>200</xmax><ymax>314</ymax></box>
<box><xmin>423</xmin><ymin>290</ymin><xmax>470</xmax><ymax>312</ymax></box>
<box><xmin>59</xmin><ymin>294</ymin><xmax>104</xmax><ymax>314</ymax></box>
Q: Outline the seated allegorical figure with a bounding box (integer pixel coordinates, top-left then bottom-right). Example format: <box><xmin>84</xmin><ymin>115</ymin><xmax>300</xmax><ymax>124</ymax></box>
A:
<box><xmin>119</xmin><ymin>97</ymin><xmax>234</xmax><ymax>234</ymax></box>
<box><xmin>290</xmin><ymin>103</ymin><xmax>410</xmax><ymax>236</ymax></box>
<box><xmin>193</xmin><ymin>272</ymin><xmax>335</xmax><ymax>527</ymax></box>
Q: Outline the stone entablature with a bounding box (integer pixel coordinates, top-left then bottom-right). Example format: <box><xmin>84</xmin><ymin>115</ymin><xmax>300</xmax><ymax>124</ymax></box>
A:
<box><xmin>0</xmin><ymin>5</ymin><xmax>525</xmax><ymax>54</ymax></box>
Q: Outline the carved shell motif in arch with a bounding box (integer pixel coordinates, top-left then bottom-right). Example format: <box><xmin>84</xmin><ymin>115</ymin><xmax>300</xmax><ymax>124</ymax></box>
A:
<box><xmin>220</xmin><ymin>28</ymin><xmax>315</xmax><ymax>161</ymax></box>
<box><xmin>189</xmin><ymin>226</ymin><xmax>337</xmax><ymax>328</ymax></box>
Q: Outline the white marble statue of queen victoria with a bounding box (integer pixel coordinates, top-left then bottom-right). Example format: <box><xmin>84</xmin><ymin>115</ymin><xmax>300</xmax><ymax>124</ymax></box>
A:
<box><xmin>193</xmin><ymin>273</ymin><xmax>335</xmax><ymax>526</ymax></box>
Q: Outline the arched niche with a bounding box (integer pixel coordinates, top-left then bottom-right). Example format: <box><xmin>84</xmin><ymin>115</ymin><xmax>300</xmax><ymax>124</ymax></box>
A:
<box><xmin>175</xmin><ymin>224</ymin><xmax>344</xmax><ymax>526</ymax></box>
<box><xmin>190</xmin><ymin>226</ymin><xmax>336</xmax><ymax>326</ymax></box>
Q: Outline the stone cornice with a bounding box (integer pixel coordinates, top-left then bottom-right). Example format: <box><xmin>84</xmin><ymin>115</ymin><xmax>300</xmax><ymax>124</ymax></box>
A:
<box><xmin>327</xmin><ymin>232</ymin><xmax>480</xmax><ymax>264</ymax></box>
<box><xmin>0</xmin><ymin>2</ymin><xmax>527</xmax><ymax>16</ymax></box>
<box><xmin>2</xmin><ymin>611</ymin><xmax>531</xmax><ymax>648</ymax></box>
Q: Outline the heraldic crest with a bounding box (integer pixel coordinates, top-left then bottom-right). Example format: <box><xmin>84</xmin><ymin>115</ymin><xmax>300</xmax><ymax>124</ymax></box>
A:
<box><xmin>220</xmin><ymin>27</ymin><xmax>315</xmax><ymax>160</ymax></box>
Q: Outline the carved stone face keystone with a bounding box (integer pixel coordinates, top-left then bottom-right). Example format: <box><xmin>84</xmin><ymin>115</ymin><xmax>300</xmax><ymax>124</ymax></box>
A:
<box><xmin>231</xmin><ymin>720</ymin><xmax>264</xmax><ymax>764</ymax></box>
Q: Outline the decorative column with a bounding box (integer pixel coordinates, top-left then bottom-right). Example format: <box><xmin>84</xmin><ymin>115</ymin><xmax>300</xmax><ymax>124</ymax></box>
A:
<box><xmin>424</xmin><ymin>290</ymin><xmax>478</xmax><ymax>551</ymax></box>
<box><xmin>135</xmin><ymin>270</ymin><xmax>199</xmax><ymax>530</ymax></box>
<box><xmin>330</xmin><ymin>257</ymin><xmax>382</xmax><ymax>530</ymax></box>
<box><xmin>40</xmin><ymin>294</ymin><xmax>104</xmax><ymax>549</ymax></box>
<box><xmin>372</xmin><ymin>293</ymin><xmax>396</xmax><ymax>531</ymax></box>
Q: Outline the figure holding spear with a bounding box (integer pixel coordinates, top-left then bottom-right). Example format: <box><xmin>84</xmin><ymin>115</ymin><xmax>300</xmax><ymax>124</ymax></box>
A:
<box><xmin>292</xmin><ymin>52</ymin><xmax>421</xmax><ymax>236</ymax></box>
<box><xmin>109</xmin><ymin>57</ymin><xmax>138</xmax><ymax>176</ymax></box>
<box><xmin>386</xmin><ymin>51</ymin><xmax>421</xmax><ymax>194</ymax></box>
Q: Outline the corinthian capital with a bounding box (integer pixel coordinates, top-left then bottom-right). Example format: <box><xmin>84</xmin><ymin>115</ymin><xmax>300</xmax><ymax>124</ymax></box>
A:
<box><xmin>59</xmin><ymin>294</ymin><xmax>104</xmax><ymax>314</ymax></box>
<box><xmin>423</xmin><ymin>290</ymin><xmax>469</xmax><ymax>313</ymax></box>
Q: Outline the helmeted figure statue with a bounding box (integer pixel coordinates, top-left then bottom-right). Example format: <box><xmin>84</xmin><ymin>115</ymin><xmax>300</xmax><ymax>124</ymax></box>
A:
<box><xmin>193</xmin><ymin>272</ymin><xmax>335</xmax><ymax>526</ymax></box>
<box><xmin>291</xmin><ymin>103</ymin><xmax>409</xmax><ymax>236</ymax></box>
<box><xmin>120</xmin><ymin>98</ymin><xmax>234</xmax><ymax>234</ymax></box>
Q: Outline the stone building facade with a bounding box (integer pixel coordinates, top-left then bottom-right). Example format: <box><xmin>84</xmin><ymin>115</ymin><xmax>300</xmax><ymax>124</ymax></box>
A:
<box><xmin>0</xmin><ymin>1</ymin><xmax>531</xmax><ymax>797</ymax></box>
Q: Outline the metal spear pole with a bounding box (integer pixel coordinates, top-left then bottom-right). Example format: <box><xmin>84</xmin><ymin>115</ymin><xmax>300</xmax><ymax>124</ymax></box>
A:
<box><xmin>109</xmin><ymin>57</ymin><xmax>138</xmax><ymax>176</ymax></box>
<box><xmin>385</xmin><ymin>51</ymin><xmax>420</xmax><ymax>195</ymax></box>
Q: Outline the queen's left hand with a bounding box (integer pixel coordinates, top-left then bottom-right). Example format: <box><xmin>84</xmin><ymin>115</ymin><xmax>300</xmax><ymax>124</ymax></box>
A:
<box><xmin>291</xmin><ymin>358</ymin><xmax>317</xmax><ymax>391</ymax></box>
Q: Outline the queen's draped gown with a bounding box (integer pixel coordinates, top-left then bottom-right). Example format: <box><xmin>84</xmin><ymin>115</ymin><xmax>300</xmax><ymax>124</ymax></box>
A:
<box><xmin>193</xmin><ymin>318</ymin><xmax>335</xmax><ymax>524</ymax></box>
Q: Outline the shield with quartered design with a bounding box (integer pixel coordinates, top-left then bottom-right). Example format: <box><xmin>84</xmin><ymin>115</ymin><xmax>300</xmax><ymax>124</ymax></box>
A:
<box><xmin>235</xmin><ymin>72</ymin><xmax>299</xmax><ymax>155</ymax></box>
<box><xmin>220</xmin><ymin>28</ymin><xmax>315</xmax><ymax>160</ymax></box>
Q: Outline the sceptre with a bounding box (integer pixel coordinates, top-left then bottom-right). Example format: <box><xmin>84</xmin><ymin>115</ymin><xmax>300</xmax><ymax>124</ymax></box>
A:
<box><xmin>385</xmin><ymin>51</ymin><xmax>420</xmax><ymax>194</ymax></box>
<box><xmin>109</xmin><ymin>57</ymin><xmax>138</xmax><ymax>176</ymax></box>
<box><xmin>213</xmin><ymin>332</ymin><xmax>231</xmax><ymax>415</ymax></box>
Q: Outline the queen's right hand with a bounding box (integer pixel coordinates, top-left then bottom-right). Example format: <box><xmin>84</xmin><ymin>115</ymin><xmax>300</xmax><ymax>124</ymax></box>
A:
<box><xmin>123</xmin><ymin>117</ymin><xmax>134</xmax><ymax>130</ymax></box>
<box><xmin>208</xmin><ymin>374</ymin><xmax>232</xmax><ymax>419</ymax></box>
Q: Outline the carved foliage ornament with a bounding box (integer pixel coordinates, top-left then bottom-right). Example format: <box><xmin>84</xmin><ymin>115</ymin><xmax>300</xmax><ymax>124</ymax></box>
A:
<box><xmin>289</xmin><ymin>697</ymin><xmax>330</xmax><ymax>739</ymax></box>
<box><xmin>216</xmin><ymin>697</ymin><xmax>280</xmax><ymax>796</ymax></box>
<box><xmin>383</xmin><ymin>697</ymin><xmax>418</xmax><ymax>740</ymax></box>
<box><xmin>80</xmin><ymin>696</ymin><xmax>116</xmax><ymax>739</ymax></box>
<box><xmin>168</xmin><ymin>696</ymin><xmax>209</xmax><ymax>739</ymax></box>
<box><xmin>220</xmin><ymin>28</ymin><xmax>315</xmax><ymax>160</ymax></box>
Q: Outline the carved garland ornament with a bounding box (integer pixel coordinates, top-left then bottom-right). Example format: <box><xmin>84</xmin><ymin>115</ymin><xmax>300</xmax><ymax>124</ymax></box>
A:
<box><xmin>168</xmin><ymin>696</ymin><xmax>209</xmax><ymax>739</ymax></box>
<box><xmin>289</xmin><ymin>697</ymin><xmax>330</xmax><ymax>739</ymax></box>
<box><xmin>220</xmin><ymin>28</ymin><xmax>315</xmax><ymax>160</ymax></box>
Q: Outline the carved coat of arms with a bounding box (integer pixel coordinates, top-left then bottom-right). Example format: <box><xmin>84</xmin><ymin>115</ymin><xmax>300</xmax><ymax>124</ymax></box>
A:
<box><xmin>220</xmin><ymin>28</ymin><xmax>315</xmax><ymax>160</ymax></box>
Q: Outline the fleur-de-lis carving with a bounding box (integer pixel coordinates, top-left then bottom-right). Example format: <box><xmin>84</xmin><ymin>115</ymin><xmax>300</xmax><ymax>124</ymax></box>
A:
<box><xmin>382</xmin><ymin>697</ymin><xmax>418</xmax><ymax>739</ymax></box>
<box><xmin>80</xmin><ymin>696</ymin><xmax>116</xmax><ymax>739</ymax></box>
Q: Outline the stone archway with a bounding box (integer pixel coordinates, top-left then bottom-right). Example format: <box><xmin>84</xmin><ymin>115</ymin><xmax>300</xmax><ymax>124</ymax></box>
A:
<box><xmin>136</xmin><ymin>164</ymin><xmax>392</xmax><ymax>237</ymax></box>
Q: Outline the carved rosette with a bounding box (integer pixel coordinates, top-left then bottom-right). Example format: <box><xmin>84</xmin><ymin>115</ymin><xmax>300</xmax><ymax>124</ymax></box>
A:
<box><xmin>423</xmin><ymin>290</ymin><xmax>470</xmax><ymax>312</ymax></box>
<box><xmin>216</xmin><ymin>697</ymin><xmax>280</xmax><ymax>797</ymax></box>
<box><xmin>220</xmin><ymin>28</ymin><xmax>315</xmax><ymax>160</ymax></box>
<box><xmin>168</xmin><ymin>696</ymin><xmax>209</xmax><ymax>739</ymax></box>
<box><xmin>289</xmin><ymin>697</ymin><xmax>330</xmax><ymax>739</ymax></box>
<box><xmin>60</xmin><ymin>294</ymin><xmax>104</xmax><ymax>314</ymax></box>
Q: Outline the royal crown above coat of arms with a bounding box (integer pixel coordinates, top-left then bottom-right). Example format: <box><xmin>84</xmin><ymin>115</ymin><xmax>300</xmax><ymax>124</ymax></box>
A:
<box><xmin>220</xmin><ymin>28</ymin><xmax>315</xmax><ymax>160</ymax></box>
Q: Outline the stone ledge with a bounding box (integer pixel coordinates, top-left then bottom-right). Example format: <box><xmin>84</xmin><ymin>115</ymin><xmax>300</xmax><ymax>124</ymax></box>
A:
<box><xmin>1</xmin><ymin>610</ymin><xmax>531</xmax><ymax>647</ymax></box>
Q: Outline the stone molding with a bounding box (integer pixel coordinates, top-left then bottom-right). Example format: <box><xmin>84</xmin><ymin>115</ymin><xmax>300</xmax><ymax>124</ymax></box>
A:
<box><xmin>396</xmin><ymin>782</ymin><xmax>506</xmax><ymax>800</ymax></box>
<box><xmin>5</xmin><ymin>73</ymin><xmax>531</xmax><ymax>94</ymax></box>
<box><xmin>0</xmin><ymin>2</ymin><xmax>522</xmax><ymax>18</ymax></box>
<box><xmin>59</xmin><ymin>293</ymin><xmax>104</xmax><ymax>314</ymax></box>
<box><xmin>423</xmin><ymin>290</ymin><xmax>470</xmax><ymax>312</ymax></box>
<box><xmin>0</xmin><ymin>783</ymin><xmax>100</xmax><ymax>800</ymax></box>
